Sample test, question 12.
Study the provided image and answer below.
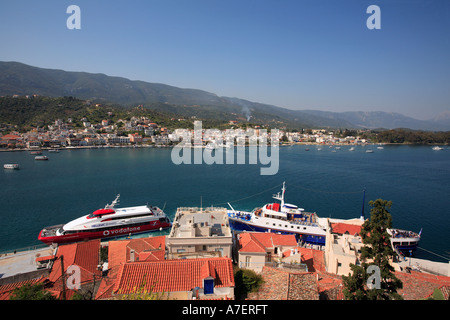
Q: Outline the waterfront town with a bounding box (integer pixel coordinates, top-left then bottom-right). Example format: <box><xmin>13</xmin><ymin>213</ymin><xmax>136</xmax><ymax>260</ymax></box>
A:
<box><xmin>0</xmin><ymin>112</ymin><xmax>371</xmax><ymax>150</ymax></box>
<box><xmin>0</xmin><ymin>204</ymin><xmax>449</xmax><ymax>300</ymax></box>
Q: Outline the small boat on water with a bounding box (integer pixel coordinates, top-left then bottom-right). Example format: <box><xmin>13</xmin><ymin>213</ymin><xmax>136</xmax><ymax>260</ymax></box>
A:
<box><xmin>349</xmin><ymin>147</ymin><xmax>355</xmax><ymax>151</ymax></box>
<box><xmin>366</xmin><ymin>149</ymin><xmax>374</xmax><ymax>153</ymax></box>
<box><xmin>30</xmin><ymin>150</ymin><xmax>42</xmax><ymax>155</ymax></box>
<box><xmin>3</xmin><ymin>164</ymin><xmax>19</xmax><ymax>170</ymax></box>
<box><xmin>48</xmin><ymin>149</ymin><xmax>59</xmax><ymax>153</ymax></box>
<box><xmin>35</xmin><ymin>156</ymin><xmax>48</xmax><ymax>160</ymax></box>
<box><xmin>432</xmin><ymin>146</ymin><xmax>443</xmax><ymax>151</ymax></box>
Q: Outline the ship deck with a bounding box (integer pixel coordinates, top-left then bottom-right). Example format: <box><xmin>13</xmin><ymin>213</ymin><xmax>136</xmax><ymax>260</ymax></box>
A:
<box><xmin>40</xmin><ymin>224</ymin><xmax>64</xmax><ymax>238</ymax></box>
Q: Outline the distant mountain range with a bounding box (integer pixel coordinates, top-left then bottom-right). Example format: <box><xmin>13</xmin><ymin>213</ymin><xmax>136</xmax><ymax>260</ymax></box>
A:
<box><xmin>0</xmin><ymin>61</ymin><xmax>448</xmax><ymax>131</ymax></box>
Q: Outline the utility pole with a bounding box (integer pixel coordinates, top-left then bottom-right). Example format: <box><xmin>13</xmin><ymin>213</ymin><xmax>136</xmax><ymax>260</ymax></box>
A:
<box><xmin>60</xmin><ymin>255</ymin><xmax>66</xmax><ymax>300</ymax></box>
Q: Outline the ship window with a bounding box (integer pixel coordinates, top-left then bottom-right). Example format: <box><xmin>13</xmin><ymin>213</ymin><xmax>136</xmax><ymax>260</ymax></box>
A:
<box><xmin>303</xmin><ymin>227</ymin><xmax>306</xmax><ymax>230</ymax></box>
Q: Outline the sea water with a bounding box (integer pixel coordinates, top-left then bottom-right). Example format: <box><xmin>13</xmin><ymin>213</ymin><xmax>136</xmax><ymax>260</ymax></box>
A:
<box><xmin>0</xmin><ymin>145</ymin><xmax>449</xmax><ymax>262</ymax></box>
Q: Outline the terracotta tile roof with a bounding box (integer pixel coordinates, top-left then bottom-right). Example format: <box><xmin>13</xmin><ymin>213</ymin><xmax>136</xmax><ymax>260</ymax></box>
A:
<box><xmin>238</xmin><ymin>233</ymin><xmax>266</xmax><ymax>253</ymax></box>
<box><xmin>0</xmin><ymin>277</ymin><xmax>47</xmax><ymax>300</ymax></box>
<box><xmin>238</xmin><ymin>232</ymin><xmax>297</xmax><ymax>253</ymax></box>
<box><xmin>283</xmin><ymin>247</ymin><xmax>326</xmax><ymax>273</ymax></box>
<box><xmin>107</xmin><ymin>236</ymin><xmax>165</xmax><ymax>278</ymax></box>
<box><xmin>113</xmin><ymin>257</ymin><xmax>234</xmax><ymax>295</ymax></box>
<box><xmin>246</xmin><ymin>267</ymin><xmax>319</xmax><ymax>300</ymax></box>
<box><xmin>95</xmin><ymin>277</ymin><xmax>116</xmax><ymax>300</ymax></box>
<box><xmin>95</xmin><ymin>236</ymin><xmax>166</xmax><ymax>300</ymax></box>
<box><xmin>316</xmin><ymin>272</ymin><xmax>344</xmax><ymax>300</ymax></box>
<box><xmin>331</xmin><ymin>223</ymin><xmax>362</xmax><ymax>236</ymax></box>
<box><xmin>396</xmin><ymin>270</ymin><xmax>450</xmax><ymax>300</ymax></box>
<box><xmin>48</xmin><ymin>239</ymin><xmax>101</xmax><ymax>284</ymax></box>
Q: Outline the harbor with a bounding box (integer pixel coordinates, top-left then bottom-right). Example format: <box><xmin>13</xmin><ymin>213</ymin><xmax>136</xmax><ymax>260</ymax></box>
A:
<box><xmin>0</xmin><ymin>145</ymin><xmax>449</xmax><ymax>299</ymax></box>
<box><xmin>0</xmin><ymin>203</ymin><xmax>448</xmax><ymax>300</ymax></box>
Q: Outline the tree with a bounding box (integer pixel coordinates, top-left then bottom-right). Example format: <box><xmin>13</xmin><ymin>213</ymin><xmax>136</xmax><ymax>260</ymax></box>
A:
<box><xmin>342</xmin><ymin>199</ymin><xmax>403</xmax><ymax>300</ymax></box>
<box><xmin>9</xmin><ymin>283</ymin><xmax>56</xmax><ymax>300</ymax></box>
<box><xmin>233</xmin><ymin>267</ymin><xmax>264</xmax><ymax>300</ymax></box>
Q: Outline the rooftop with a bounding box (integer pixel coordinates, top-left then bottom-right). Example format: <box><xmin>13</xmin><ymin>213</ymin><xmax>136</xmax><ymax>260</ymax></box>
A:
<box><xmin>169</xmin><ymin>207</ymin><xmax>231</xmax><ymax>238</ymax></box>
<box><xmin>239</xmin><ymin>232</ymin><xmax>297</xmax><ymax>253</ymax></box>
<box><xmin>0</xmin><ymin>246</ymin><xmax>55</xmax><ymax>281</ymax></box>
<box><xmin>113</xmin><ymin>257</ymin><xmax>234</xmax><ymax>296</ymax></box>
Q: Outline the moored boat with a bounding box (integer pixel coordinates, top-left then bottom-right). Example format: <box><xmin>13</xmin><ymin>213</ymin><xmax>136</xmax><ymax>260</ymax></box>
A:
<box><xmin>35</xmin><ymin>156</ymin><xmax>48</xmax><ymax>160</ymax></box>
<box><xmin>38</xmin><ymin>194</ymin><xmax>171</xmax><ymax>245</ymax></box>
<box><xmin>3</xmin><ymin>163</ymin><xmax>20</xmax><ymax>170</ymax></box>
<box><xmin>227</xmin><ymin>182</ymin><xmax>421</xmax><ymax>253</ymax></box>
<box><xmin>227</xmin><ymin>182</ymin><xmax>327</xmax><ymax>246</ymax></box>
<box><xmin>388</xmin><ymin>228</ymin><xmax>421</xmax><ymax>252</ymax></box>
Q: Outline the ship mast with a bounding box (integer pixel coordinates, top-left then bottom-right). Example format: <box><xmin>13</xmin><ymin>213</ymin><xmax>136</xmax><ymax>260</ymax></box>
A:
<box><xmin>360</xmin><ymin>189</ymin><xmax>366</xmax><ymax>220</ymax></box>
<box><xmin>273</xmin><ymin>181</ymin><xmax>286</xmax><ymax>207</ymax></box>
<box><xmin>106</xmin><ymin>194</ymin><xmax>120</xmax><ymax>209</ymax></box>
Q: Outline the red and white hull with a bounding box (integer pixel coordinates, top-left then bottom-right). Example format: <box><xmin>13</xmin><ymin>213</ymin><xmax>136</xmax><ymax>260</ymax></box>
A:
<box><xmin>38</xmin><ymin>219</ymin><xmax>171</xmax><ymax>244</ymax></box>
<box><xmin>38</xmin><ymin>195</ymin><xmax>171</xmax><ymax>245</ymax></box>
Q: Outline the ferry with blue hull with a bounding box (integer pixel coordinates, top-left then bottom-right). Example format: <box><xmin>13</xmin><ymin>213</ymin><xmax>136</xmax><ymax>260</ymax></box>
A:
<box><xmin>227</xmin><ymin>182</ymin><xmax>327</xmax><ymax>245</ymax></box>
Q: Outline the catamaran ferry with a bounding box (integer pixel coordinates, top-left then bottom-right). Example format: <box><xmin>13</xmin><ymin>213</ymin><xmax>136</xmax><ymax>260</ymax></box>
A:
<box><xmin>38</xmin><ymin>194</ymin><xmax>171</xmax><ymax>245</ymax></box>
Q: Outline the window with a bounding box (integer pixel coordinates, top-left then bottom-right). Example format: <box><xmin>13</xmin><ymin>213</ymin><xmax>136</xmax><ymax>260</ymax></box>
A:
<box><xmin>245</xmin><ymin>256</ymin><xmax>251</xmax><ymax>267</ymax></box>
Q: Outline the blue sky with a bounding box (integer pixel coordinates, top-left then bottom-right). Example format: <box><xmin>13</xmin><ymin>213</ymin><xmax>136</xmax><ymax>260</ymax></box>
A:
<box><xmin>0</xmin><ymin>0</ymin><xmax>449</xmax><ymax>120</ymax></box>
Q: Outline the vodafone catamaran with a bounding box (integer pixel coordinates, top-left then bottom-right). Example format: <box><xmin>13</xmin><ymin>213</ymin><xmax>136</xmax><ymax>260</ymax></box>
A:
<box><xmin>38</xmin><ymin>194</ymin><xmax>171</xmax><ymax>244</ymax></box>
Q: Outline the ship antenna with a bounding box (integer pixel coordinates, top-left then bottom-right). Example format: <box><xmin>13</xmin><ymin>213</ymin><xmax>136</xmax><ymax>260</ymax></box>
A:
<box><xmin>106</xmin><ymin>194</ymin><xmax>120</xmax><ymax>209</ymax></box>
<box><xmin>360</xmin><ymin>188</ymin><xmax>366</xmax><ymax>220</ymax></box>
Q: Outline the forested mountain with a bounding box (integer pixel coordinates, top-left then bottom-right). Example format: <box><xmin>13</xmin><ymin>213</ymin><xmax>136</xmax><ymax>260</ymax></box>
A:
<box><xmin>1</xmin><ymin>61</ymin><xmax>448</xmax><ymax>131</ymax></box>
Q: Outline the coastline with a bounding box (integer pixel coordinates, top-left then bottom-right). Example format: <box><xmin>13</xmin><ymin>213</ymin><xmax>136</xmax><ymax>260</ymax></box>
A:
<box><xmin>0</xmin><ymin>142</ymin><xmax>447</xmax><ymax>153</ymax></box>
